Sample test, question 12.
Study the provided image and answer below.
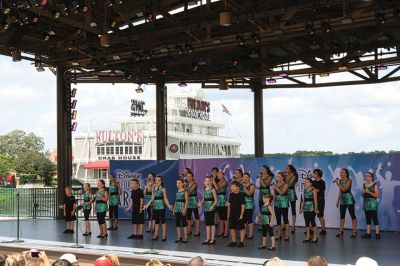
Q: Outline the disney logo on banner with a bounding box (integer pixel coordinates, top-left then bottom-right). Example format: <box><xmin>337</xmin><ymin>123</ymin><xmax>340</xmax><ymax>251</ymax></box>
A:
<box><xmin>296</xmin><ymin>169</ymin><xmax>313</xmax><ymax>192</ymax></box>
<box><xmin>114</xmin><ymin>169</ymin><xmax>146</xmax><ymax>189</ymax></box>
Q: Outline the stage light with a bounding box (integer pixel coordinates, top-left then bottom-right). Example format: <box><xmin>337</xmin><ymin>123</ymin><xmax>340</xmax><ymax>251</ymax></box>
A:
<box><xmin>143</xmin><ymin>50</ymin><xmax>153</xmax><ymax>60</ymax></box>
<box><xmin>279</xmin><ymin>72</ymin><xmax>289</xmax><ymax>77</ymax></box>
<box><xmin>178</xmin><ymin>82</ymin><xmax>187</xmax><ymax>87</ymax></box>
<box><xmin>110</xmin><ymin>21</ymin><xmax>117</xmax><ymax>28</ymax></box>
<box><xmin>71</xmin><ymin>99</ymin><xmax>77</xmax><ymax>109</ymax></box>
<box><xmin>31</xmin><ymin>16</ymin><xmax>39</xmax><ymax>23</ymax></box>
<box><xmin>3</xmin><ymin>7</ymin><xmax>10</xmax><ymax>15</ymax></box>
<box><xmin>48</xmin><ymin>30</ymin><xmax>55</xmax><ymax>36</ymax></box>
<box><xmin>82</xmin><ymin>5</ymin><xmax>89</xmax><ymax>13</ymax></box>
<box><xmin>175</xmin><ymin>44</ymin><xmax>184</xmax><ymax>55</ymax></box>
<box><xmin>36</xmin><ymin>65</ymin><xmax>45</xmax><ymax>72</ymax></box>
<box><xmin>160</xmin><ymin>47</ymin><xmax>169</xmax><ymax>53</ymax></box>
<box><xmin>71</xmin><ymin>88</ymin><xmax>77</xmax><ymax>97</ymax></box>
<box><xmin>377</xmin><ymin>65</ymin><xmax>387</xmax><ymax>70</ymax></box>
<box><xmin>338</xmin><ymin>65</ymin><xmax>348</xmax><ymax>70</ymax></box>
<box><xmin>90</xmin><ymin>22</ymin><xmax>97</xmax><ymax>27</ymax></box>
<box><xmin>54</xmin><ymin>12</ymin><xmax>61</xmax><ymax>19</ymax></box>
<box><xmin>136</xmin><ymin>84</ymin><xmax>144</xmax><ymax>93</ymax></box>
<box><xmin>41</xmin><ymin>0</ymin><xmax>47</xmax><ymax>6</ymax></box>
<box><xmin>44</xmin><ymin>35</ymin><xmax>50</xmax><ymax>41</ymax></box>
<box><xmin>71</xmin><ymin>61</ymin><xmax>80</xmax><ymax>66</ymax></box>
<box><xmin>267</xmin><ymin>78</ymin><xmax>277</xmax><ymax>84</ymax></box>
<box><xmin>321</xmin><ymin>21</ymin><xmax>332</xmax><ymax>33</ymax></box>
<box><xmin>161</xmin><ymin>69</ymin><xmax>167</xmax><ymax>75</ymax></box>
<box><xmin>219</xmin><ymin>79</ymin><xmax>229</xmax><ymax>90</ymax></box>
<box><xmin>71</xmin><ymin>110</ymin><xmax>77</xmax><ymax>120</ymax></box>
<box><xmin>251</xmin><ymin>32</ymin><xmax>260</xmax><ymax>43</ymax></box>
<box><xmin>11</xmin><ymin>51</ymin><xmax>21</xmax><ymax>62</ymax></box>
<box><xmin>192</xmin><ymin>63</ymin><xmax>199</xmax><ymax>72</ymax></box>
<box><xmin>100</xmin><ymin>35</ymin><xmax>111</xmax><ymax>47</ymax></box>
<box><xmin>341</xmin><ymin>17</ymin><xmax>353</xmax><ymax>24</ymax></box>
<box><xmin>212</xmin><ymin>39</ymin><xmax>222</xmax><ymax>45</ymax></box>
<box><xmin>146</xmin><ymin>12</ymin><xmax>154</xmax><ymax>22</ymax></box>
<box><xmin>376</xmin><ymin>12</ymin><xmax>387</xmax><ymax>24</ymax></box>
<box><xmin>232</xmin><ymin>57</ymin><xmax>239</xmax><ymax>66</ymax></box>
<box><xmin>305</xmin><ymin>23</ymin><xmax>315</xmax><ymax>35</ymax></box>
<box><xmin>150</xmin><ymin>66</ymin><xmax>158</xmax><ymax>72</ymax></box>
<box><xmin>220</xmin><ymin>11</ymin><xmax>231</xmax><ymax>26</ymax></box>
<box><xmin>320</xmin><ymin>72</ymin><xmax>330</xmax><ymax>77</ymax></box>
<box><xmin>249</xmin><ymin>51</ymin><xmax>259</xmax><ymax>59</ymax></box>
<box><xmin>71</xmin><ymin>122</ymin><xmax>78</xmax><ymax>132</ymax></box>
<box><xmin>236</xmin><ymin>34</ymin><xmax>245</xmax><ymax>46</ymax></box>
<box><xmin>185</xmin><ymin>42</ymin><xmax>193</xmax><ymax>53</ymax></box>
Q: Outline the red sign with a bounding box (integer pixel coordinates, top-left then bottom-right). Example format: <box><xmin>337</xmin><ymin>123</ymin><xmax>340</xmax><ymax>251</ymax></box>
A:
<box><xmin>169</xmin><ymin>144</ymin><xmax>178</xmax><ymax>153</ymax></box>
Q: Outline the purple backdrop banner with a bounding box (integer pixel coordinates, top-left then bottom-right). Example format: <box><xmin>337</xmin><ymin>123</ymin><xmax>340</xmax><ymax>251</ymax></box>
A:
<box><xmin>179</xmin><ymin>154</ymin><xmax>400</xmax><ymax>231</ymax></box>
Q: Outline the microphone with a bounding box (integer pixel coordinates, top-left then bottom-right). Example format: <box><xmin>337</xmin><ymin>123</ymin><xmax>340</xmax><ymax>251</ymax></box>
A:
<box><xmin>332</xmin><ymin>178</ymin><xmax>339</xmax><ymax>184</ymax></box>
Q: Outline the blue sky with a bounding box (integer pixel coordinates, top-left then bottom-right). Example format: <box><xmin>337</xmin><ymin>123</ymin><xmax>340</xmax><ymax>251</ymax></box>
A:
<box><xmin>0</xmin><ymin>55</ymin><xmax>399</xmax><ymax>154</ymax></box>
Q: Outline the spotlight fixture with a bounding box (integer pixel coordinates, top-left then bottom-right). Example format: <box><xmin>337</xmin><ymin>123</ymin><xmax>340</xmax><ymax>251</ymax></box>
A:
<box><xmin>146</xmin><ymin>11</ymin><xmax>154</xmax><ymax>22</ymax></box>
<box><xmin>249</xmin><ymin>50</ymin><xmax>259</xmax><ymax>59</ymax></box>
<box><xmin>376</xmin><ymin>12</ymin><xmax>387</xmax><ymax>24</ymax></box>
<box><xmin>71</xmin><ymin>88</ymin><xmax>77</xmax><ymax>98</ymax></box>
<box><xmin>160</xmin><ymin>46</ymin><xmax>169</xmax><ymax>53</ymax></box>
<box><xmin>161</xmin><ymin>69</ymin><xmax>167</xmax><ymax>76</ymax></box>
<box><xmin>175</xmin><ymin>44</ymin><xmax>184</xmax><ymax>55</ymax></box>
<box><xmin>36</xmin><ymin>64</ymin><xmax>45</xmax><ymax>72</ymax></box>
<box><xmin>90</xmin><ymin>22</ymin><xmax>97</xmax><ymax>27</ymax></box>
<box><xmin>319</xmin><ymin>72</ymin><xmax>330</xmax><ymax>77</ymax></box>
<box><xmin>236</xmin><ymin>34</ymin><xmax>245</xmax><ymax>46</ymax></box>
<box><xmin>136</xmin><ymin>84</ymin><xmax>144</xmax><ymax>93</ymax></box>
<box><xmin>220</xmin><ymin>11</ymin><xmax>231</xmax><ymax>26</ymax></box>
<box><xmin>267</xmin><ymin>78</ymin><xmax>277</xmax><ymax>84</ymax></box>
<box><xmin>192</xmin><ymin>62</ymin><xmax>199</xmax><ymax>72</ymax></box>
<box><xmin>54</xmin><ymin>12</ymin><xmax>61</xmax><ymax>19</ymax></box>
<box><xmin>279</xmin><ymin>72</ymin><xmax>289</xmax><ymax>77</ymax></box>
<box><xmin>100</xmin><ymin>35</ymin><xmax>111</xmax><ymax>47</ymax></box>
<box><xmin>178</xmin><ymin>82</ymin><xmax>187</xmax><ymax>87</ymax></box>
<box><xmin>185</xmin><ymin>42</ymin><xmax>193</xmax><ymax>53</ymax></box>
<box><xmin>305</xmin><ymin>23</ymin><xmax>315</xmax><ymax>35</ymax></box>
<box><xmin>150</xmin><ymin>66</ymin><xmax>158</xmax><ymax>72</ymax></box>
<box><xmin>231</xmin><ymin>57</ymin><xmax>239</xmax><ymax>66</ymax></box>
<box><xmin>82</xmin><ymin>5</ymin><xmax>89</xmax><ymax>13</ymax></box>
<box><xmin>341</xmin><ymin>17</ymin><xmax>353</xmax><ymax>25</ymax></box>
<box><xmin>71</xmin><ymin>110</ymin><xmax>77</xmax><ymax>120</ymax></box>
<box><xmin>338</xmin><ymin>65</ymin><xmax>348</xmax><ymax>70</ymax></box>
<box><xmin>377</xmin><ymin>65</ymin><xmax>387</xmax><ymax>70</ymax></box>
<box><xmin>71</xmin><ymin>122</ymin><xmax>78</xmax><ymax>132</ymax></box>
<box><xmin>251</xmin><ymin>32</ymin><xmax>260</xmax><ymax>43</ymax></box>
<box><xmin>11</xmin><ymin>51</ymin><xmax>21</xmax><ymax>62</ymax></box>
<box><xmin>219</xmin><ymin>79</ymin><xmax>229</xmax><ymax>90</ymax></box>
<box><xmin>321</xmin><ymin>21</ymin><xmax>332</xmax><ymax>33</ymax></box>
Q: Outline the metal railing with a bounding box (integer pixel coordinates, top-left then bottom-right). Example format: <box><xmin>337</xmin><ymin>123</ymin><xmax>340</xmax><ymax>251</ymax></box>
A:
<box><xmin>0</xmin><ymin>187</ymin><xmax>98</xmax><ymax>219</ymax></box>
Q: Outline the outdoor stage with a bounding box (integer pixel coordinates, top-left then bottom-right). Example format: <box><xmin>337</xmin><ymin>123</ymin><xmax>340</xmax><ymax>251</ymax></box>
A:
<box><xmin>0</xmin><ymin>219</ymin><xmax>396</xmax><ymax>266</ymax></box>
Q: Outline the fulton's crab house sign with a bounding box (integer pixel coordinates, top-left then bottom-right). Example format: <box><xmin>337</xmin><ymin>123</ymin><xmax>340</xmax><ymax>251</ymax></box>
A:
<box><xmin>95</xmin><ymin>130</ymin><xmax>144</xmax><ymax>144</ymax></box>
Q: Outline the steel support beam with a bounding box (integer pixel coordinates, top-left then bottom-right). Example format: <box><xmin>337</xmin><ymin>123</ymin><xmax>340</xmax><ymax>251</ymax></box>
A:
<box><xmin>156</xmin><ymin>80</ymin><xmax>167</xmax><ymax>160</ymax></box>
<box><xmin>252</xmin><ymin>79</ymin><xmax>264</xmax><ymax>157</ymax></box>
<box><xmin>56</xmin><ymin>65</ymin><xmax>72</xmax><ymax>218</ymax></box>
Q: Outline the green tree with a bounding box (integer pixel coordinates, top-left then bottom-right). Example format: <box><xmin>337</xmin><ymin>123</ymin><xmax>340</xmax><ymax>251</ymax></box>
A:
<box><xmin>14</xmin><ymin>150</ymin><xmax>56</xmax><ymax>186</ymax></box>
<box><xmin>0</xmin><ymin>130</ymin><xmax>45</xmax><ymax>157</ymax></box>
<box><xmin>0</xmin><ymin>154</ymin><xmax>14</xmax><ymax>176</ymax></box>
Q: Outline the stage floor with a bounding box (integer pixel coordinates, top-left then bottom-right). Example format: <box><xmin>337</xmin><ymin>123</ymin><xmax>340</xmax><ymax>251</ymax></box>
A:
<box><xmin>0</xmin><ymin>219</ymin><xmax>397</xmax><ymax>265</ymax></box>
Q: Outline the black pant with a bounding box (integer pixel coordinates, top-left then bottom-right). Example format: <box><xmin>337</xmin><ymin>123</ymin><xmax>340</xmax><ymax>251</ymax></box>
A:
<box><xmin>175</xmin><ymin>212</ymin><xmax>188</xmax><ymax>227</ymax></box>
<box><xmin>290</xmin><ymin>201</ymin><xmax>296</xmax><ymax>216</ymax></box>
<box><xmin>304</xmin><ymin>211</ymin><xmax>316</xmax><ymax>227</ymax></box>
<box><xmin>317</xmin><ymin>199</ymin><xmax>325</xmax><ymax>218</ymax></box>
<box><xmin>217</xmin><ymin>206</ymin><xmax>227</xmax><ymax>220</ymax></box>
<box><xmin>274</xmin><ymin>207</ymin><xmax>289</xmax><ymax>225</ymax></box>
<box><xmin>97</xmin><ymin>212</ymin><xmax>106</xmax><ymax>225</ymax></box>
<box><xmin>187</xmin><ymin>208</ymin><xmax>199</xmax><ymax>220</ymax></box>
<box><xmin>84</xmin><ymin>209</ymin><xmax>91</xmax><ymax>221</ymax></box>
<box><xmin>365</xmin><ymin>210</ymin><xmax>379</xmax><ymax>225</ymax></box>
<box><xmin>244</xmin><ymin>209</ymin><xmax>254</xmax><ymax>224</ymax></box>
<box><xmin>261</xmin><ymin>224</ymin><xmax>274</xmax><ymax>237</ymax></box>
<box><xmin>154</xmin><ymin>209</ymin><xmax>166</xmax><ymax>224</ymax></box>
<box><xmin>109</xmin><ymin>205</ymin><xmax>119</xmax><ymax>219</ymax></box>
<box><xmin>340</xmin><ymin>204</ymin><xmax>356</xmax><ymax>220</ymax></box>
<box><xmin>147</xmin><ymin>206</ymin><xmax>153</xmax><ymax>221</ymax></box>
<box><xmin>204</xmin><ymin>211</ymin><xmax>215</xmax><ymax>226</ymax></box>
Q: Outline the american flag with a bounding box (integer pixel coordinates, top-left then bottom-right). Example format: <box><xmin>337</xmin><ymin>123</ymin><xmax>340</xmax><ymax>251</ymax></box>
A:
<box><xmin>221</xmin><ymin>103</ymin><xmax>232</xmax><ymax>115</ymax></box>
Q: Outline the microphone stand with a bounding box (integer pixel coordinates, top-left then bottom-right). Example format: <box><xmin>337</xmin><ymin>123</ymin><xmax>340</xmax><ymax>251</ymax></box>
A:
<box><xmin>11</xmin><ymin>188</ymin><xmax>24</xmax><ymax>243</ymax></box>
<box><xmin>139</xmin><ymin>189</ymin><xmax>159</xmax><ymax>255</ymax></box>
<box><xmin>71</xmin><ymin>199</ymin><xmax>84</xmax><ymax>248</ymax></box>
